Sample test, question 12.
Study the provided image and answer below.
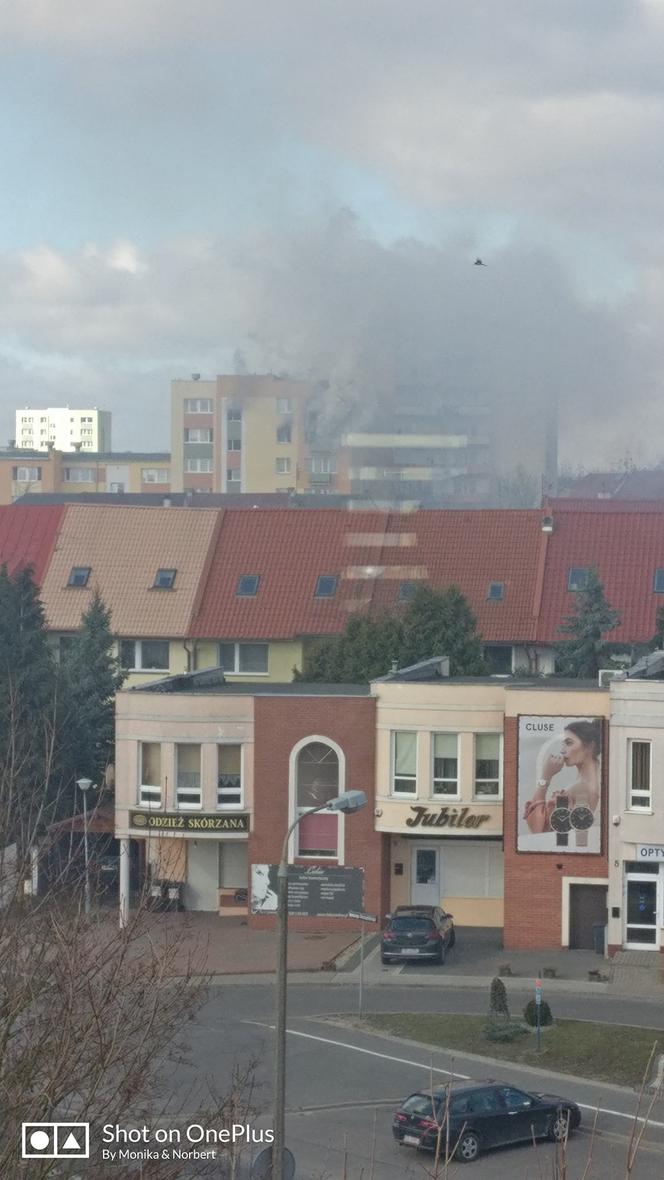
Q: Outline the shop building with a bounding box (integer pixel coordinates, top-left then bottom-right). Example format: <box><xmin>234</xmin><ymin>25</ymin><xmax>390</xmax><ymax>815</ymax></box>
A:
<box><xmin>607</xmin><ymin>678</ymin><xmax>664</xmax><ymax>954</ymax></box>
<box><xmin>373</xmin><ymin>665</ymin><xmax>506</xmax><ymax>927</ymax></box>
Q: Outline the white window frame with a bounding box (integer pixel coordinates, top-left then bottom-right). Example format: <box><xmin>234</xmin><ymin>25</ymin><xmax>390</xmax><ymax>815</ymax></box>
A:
<box><xmin>63</xmin><ymin>467</ymin><xmax>96</xmax><ymax>482</ymax></box>
<box><xmin>218</xmin><ymin>641</ymin><xmax>269</xmax><ymax>675</ymax></box>
<box><xmin>391</xmin><ymin>731</ymin><xmax>418</xmax><ymax>796</ymax></box>
<box><xmin>175</xmin><ymin>743</ymin><xmax>202</xmax><ymax>810</ymax></box>
<box><xmin>138</xmin><ymin>741</ymin><xmax>162</xmax><ymax>808</ymax></box>
<box><xmin>277</xmin><ymin>397</ymin><xmax>293</xmax><ymax>414</ymax></box>
<box><xmin>473</xmin><ymin>732</ymin><xmax>503</xmax><ymax>800</ymax></box>
<box><xmin>185</xmin><ymin>457</ymin><xmax>213</xmax><ymax>473</ymax></box>
<box><xmin>217</xmin><ymin>743</ymin><xmax>244</xmax><ymax>809</ymax></box>
<box><xmin>13</xmin><ymin>466</ymin><xmax>42</xmax><ymax>482</ymax></box>
<box><xmin>226</xmin><ymin>468</ymin><xmax>241</xmax><ymax>484</ymax></box>
<box><xmin>120</xmin><ymin>639</ymin><xmax>170</xmax><ymax>672</ymax></box>
<box><xmin>288</xmin><ymin>734</ymin><xmax>346</xmax><ymax>862</ymax></box>
<box><xmin>184</xmin><ymin>398</ymin><xmax>213</xmax><ymax>413</ymax></box>
<box><xmin>275</xmin><ymin>457</ymin><xmax>292</xmax><ymax>474</ymax></box>
<box><xmin>184</xmin><ymin>427</ymin><xmax>213</xmax><ymax>443</ymax></box>
<box><xmin>627</xmin><ymin>739</ymin><xmax>652</xmax><ymax>811</ymax></box>
<box><xmin>141</xmin><ymin>467</ymin><xmax>170</xmax><ymax>483</ymax></box>
<box><xmin>431</xmin><ymin>732</ymin><xmax>460</xmax><ymax>799</ymax></box>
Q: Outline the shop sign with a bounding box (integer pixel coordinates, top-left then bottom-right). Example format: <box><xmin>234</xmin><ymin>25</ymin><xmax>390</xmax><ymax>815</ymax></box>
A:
<box><xmin>251</xmin><ymin>864</ymin><xmax>363</xmax><ymax>916</ymax></box>
<box><xmin>636</xmin><ymin>845</ymin><xmax>664</xmax><ymax>861</ymax></box>
<box><xmin>129</xmin><ymin>811</ymin><xmax>249</xmax><ymax>833</ymax></box>
<box><xmin>405</xmin><ymin>805</ymin><xmax>491</xmax><ymax>830</ymax></box>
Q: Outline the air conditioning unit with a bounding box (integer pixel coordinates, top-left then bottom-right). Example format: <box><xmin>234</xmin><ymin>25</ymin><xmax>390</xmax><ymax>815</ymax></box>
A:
<box><xmin>598</xmin><ymin>668</ymin><xmax>627</xmax><ymax>687</ymax></box>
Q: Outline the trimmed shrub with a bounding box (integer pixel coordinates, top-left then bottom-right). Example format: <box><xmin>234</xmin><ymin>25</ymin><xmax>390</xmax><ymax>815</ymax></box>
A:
<box><xmin>484</xmin><ymin>1019</ymin><xmax>529</xmax><ymax>1043</ymax></box>
<box><xmin>523</xmin><ymin>998</ymin><xmax>553</xmax><ymax>1027</ymax></box>
<box><xmin>488</xmin><ymin>976</ymin><xmax>510</xmax><ymax>1020</ymax></box>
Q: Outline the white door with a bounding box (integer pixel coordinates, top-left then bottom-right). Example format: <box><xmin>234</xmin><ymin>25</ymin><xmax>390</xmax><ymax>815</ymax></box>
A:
<box><xmin>183</xmin><ymin>841</ymin><xmax>219</xmax><ymax>911</ymax></box>
<box><xmin>412</xmin><ymin>847</ymin><xmax>440</xmax><ymax>906</ymax></box>
<box><xmin>624</xmin><ymin>869</ymin><xmax>660</xmax><ymax>949</ymax></box>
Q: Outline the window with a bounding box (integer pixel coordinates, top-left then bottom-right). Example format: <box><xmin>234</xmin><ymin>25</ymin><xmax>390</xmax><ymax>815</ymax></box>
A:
<box><xmin>184</xmin><ymin>428</ymin><xmax>213</xmax><ymax>443</ymax></box>
<box><xmin>227</xmin><ymin>408</ymin><xmax>242</xmax><ymax>422</ymax></box>
<box><xmin>184</xmin><ymin>398</ymin><xmax>213</xmax><ymax>413</ymax></box>
<box><xmin>67</xmin><ymin>566</ymin><xmax>91</xmax><ymax>587</ymax></box>
<box><xmin>176</xmin><ymin>744</ymin><xmax>201</xmax><ymax>808</ymax></box>
<box><xmin>398</xmin><ymin>581</ymin><xmax>417</xmax><ymax>602</ymax></box>
<box><xmin>484</xmin><ymin>644</ymin><xmax>512</xmax><ymax>674</ymax></box>
<box><xmin>314</xmin><ymin>574</ymin><xmax>338</xmax><ymax>599</ymax></box>
<box><xmin>185</xmin><ymin>458</ymin><xmax>213</xmax><ymax>473</ymax></box>
<box><xmin>474</xmin><ymin>734</ymin><xmax>501</xmax><ymax>797</ymax></box>
<box><xmin>227</xmin><ymin>468</ymin><xmax>241</xmax><ymax>484</ymax></box>
<box><xmin>236</xmin><ymin>574</ymin><xmax>260</xmax><ymax>597</ymax></box>
<box><xmin>276</xmin><ymin>424</ymin><xmax>292</xmax><ymax>444</ymax></box>
<box><xmin>392</xmin><ymin>731</ymin><xmax>417</xmax><ymax>795</ymax></box>
<box><xmin>219</xmin><ymin>641</ymin><xmax>268</xmax><ymax>674</ymax></box>
<box><xmin>277</xmin><ymin>397</ymin><xmax>293</xmax><ymax>414</ymax></box>
<box><xmin>567</xmin><ymin>567</ymin><xmax>588</xmax><ymax>592</ymax></box>
<box><xmin>119</xmin><ymin>639</ymin><xmax>170</xmax><ymax>671</ymax></box>
<box><xmin>218</xmin><ymin>745</ymin><xmax>242</xmax><ymax>807</ymax></box>
<box><xmin>296</xmin><ymin>741</ymin><xmax>339</xmax><ymax>856</ymax></box>
<box><xmin>487</xmin><ymin>582</ymin><xmax>505</xmax><ymax>601</ymax></box>
<box><xmin>654</xmin><ymin>569</ymin><xmax>664</xmax><ymax>593</ymax></box>
<box><xmin>139</xmin><ymin>742</ymin><xmax>162</xmax><ymax>806</ymax></box>
<box><xmin>276</xmin><ymin>457</ymin><xmax>291</xmax><ymax>474</ymax></box>
<box><xmin>629</xmin><ymin>740</ymin><xmax>651</xmax><ymax>809</ymax></box>
<box><xmin>153</xmin><ymin>568</ymin><xmax>177</xmax><ymax>590</ymax></box>
<box><xmin>432</xmin><ymin>733</ymin><xmax>459</xmax><ymax>796</ymax></box>
<box><xmin>109</xmin><ymin>483</ymin><xmax>125</xmax><ymax>493</ymax></box>
<box><xmin>63</xmin><ymin>467</ymin><xmax>95</xmax><ymax>482</ymax></box>
<box><xmin>142</xmin><ymin>468</ymin><xmax>170</xmax><ymax>483</ymax></box>
<box><xmin>310</xmin><ymin>455</ymin><xmax>335</xmax><ymax>474</ymax></box>
<box><xmin>12</xmin><ymin>466</ymin><xmax>42</xmax><ymax>482</ymax></box>
<box><xmin>227</xmin><ymin>438</ymin><xmax>242</xmax><ymax>451</ymax></box>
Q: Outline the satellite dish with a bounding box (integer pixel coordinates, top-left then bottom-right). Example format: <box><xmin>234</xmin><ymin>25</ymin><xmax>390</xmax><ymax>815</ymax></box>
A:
<box><xmin>251</xmin><ymin>1146</ymin><xmax>295</xmax><ymax>1179</ymax></box>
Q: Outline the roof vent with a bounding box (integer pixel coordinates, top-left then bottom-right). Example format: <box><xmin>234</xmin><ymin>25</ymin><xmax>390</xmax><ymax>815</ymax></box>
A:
<box><xmin>162</xmin><ymin>496</ymin><xmax>172</xmax><ymax>508</ymax></box>
<box><xmin>541</xmin><ymin>514</ymin><xmax>554</xmax><ymax>533</ymax></box>
<box><xmin>192</xmin><ymin>372</ymin><xmax>201</xmax><ymax>381</ymax></box>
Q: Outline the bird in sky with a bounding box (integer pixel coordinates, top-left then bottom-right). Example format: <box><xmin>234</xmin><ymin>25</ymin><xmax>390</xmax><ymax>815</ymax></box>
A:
<box><xmin>474</xmin><ymin>258</ymin><xmax>487</xmax><ymax>266</ymax></box>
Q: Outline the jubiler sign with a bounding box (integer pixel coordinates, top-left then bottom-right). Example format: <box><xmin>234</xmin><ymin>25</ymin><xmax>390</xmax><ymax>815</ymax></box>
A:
<box><xmin>129</xmin><ymin>812</ymin><xmax>249</xmax><ymax>833</ymax></box>
<box><xmin>406</xmin><ymin>805</ymin><xmax>491</xmax><ymax>830</ymax></box>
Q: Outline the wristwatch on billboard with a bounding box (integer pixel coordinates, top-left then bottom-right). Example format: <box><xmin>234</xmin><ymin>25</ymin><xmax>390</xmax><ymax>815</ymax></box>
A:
<box><xmin>570</xmin><ymin>804</ymin><xmax>594</xmax><ymax>848</ymax></box>
<box><xmin>549</xmin><ymin>793</ymin><xmax>571</xmax><ymax>847</ymax></box>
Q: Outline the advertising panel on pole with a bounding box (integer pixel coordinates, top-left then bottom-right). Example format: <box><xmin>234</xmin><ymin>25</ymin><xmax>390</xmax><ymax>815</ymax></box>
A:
<box><xmin>251</xmin><ymin>864</ymin><xmax>364</xmax><ymax>916</ymax></box>
<box><xmin>517</xmin><ymin>716</ymin><xmax>603</xmax><ymax>855</ymax></box>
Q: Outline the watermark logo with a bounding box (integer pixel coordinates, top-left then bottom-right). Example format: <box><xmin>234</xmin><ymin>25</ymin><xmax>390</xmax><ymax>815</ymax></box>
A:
<box><xmin>22</xmin><ymin>1122</ymin><xmax>90</xmax><ymax>1159</ymax></box>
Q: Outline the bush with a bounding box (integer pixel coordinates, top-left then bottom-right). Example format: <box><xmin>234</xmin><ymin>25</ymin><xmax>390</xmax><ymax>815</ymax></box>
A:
<box><xmin>488</xmin><ymin>976</ymin><xmax>510</xmax><ymax>1020</ymax></box>
<box><xmin>484</xmin><ymin>1019</ymin><xmax>529</xmax><ymax>1043</ymax></box>
<box><xmin>523</xmin><ymin>999</ymin><xmax>553</xmax><ymax>1027</ymax></box>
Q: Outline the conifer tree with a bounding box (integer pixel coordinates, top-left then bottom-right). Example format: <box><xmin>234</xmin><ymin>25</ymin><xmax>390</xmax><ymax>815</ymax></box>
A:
<box><xmin>555</xmin><ymin>567</ymin><xmax>620</xmax><ymax>677</ymax></box>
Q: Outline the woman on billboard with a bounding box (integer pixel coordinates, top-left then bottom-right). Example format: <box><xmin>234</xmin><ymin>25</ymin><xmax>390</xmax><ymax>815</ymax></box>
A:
<box><xmin>523</xmin><ymin>719</ymin><xmax>601</xmax><ymax>849</ymax></box>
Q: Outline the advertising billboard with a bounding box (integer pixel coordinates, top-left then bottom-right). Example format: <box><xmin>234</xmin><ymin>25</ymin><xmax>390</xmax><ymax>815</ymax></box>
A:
<box><xmin>251</xmin><ymin>864</ymin><xmax>364</xmax><ymax>916</ymax></box>
<box><xmin>517</xmin><ymin>716</ymin><xmax>603</xmax><ymax>854</ymax></box>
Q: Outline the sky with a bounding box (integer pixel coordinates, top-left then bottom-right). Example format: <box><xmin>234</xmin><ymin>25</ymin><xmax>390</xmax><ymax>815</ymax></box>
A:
<box><xmin>2</xmin><ymin>1</ymin><xmax>664</xmax><ymax>468</ymax></box>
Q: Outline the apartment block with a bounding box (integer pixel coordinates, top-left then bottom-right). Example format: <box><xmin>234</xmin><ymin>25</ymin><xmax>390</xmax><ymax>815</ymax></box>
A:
<box><xmin>0</xmin><ymin>449</ymin><xmax>171</xmax><ymax>504</ymax></box>
<box><xmin>15</xmin><ymin>406</ymin><xmax>112</xmax><ymax>452</ymax></box>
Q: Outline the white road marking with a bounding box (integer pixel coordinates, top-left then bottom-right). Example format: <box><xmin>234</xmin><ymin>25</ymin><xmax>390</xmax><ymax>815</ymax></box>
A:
<box><xmin>242</xmin><ymin>1021</ymin><xmax>664</xmax><ymax>1130</ymax></box>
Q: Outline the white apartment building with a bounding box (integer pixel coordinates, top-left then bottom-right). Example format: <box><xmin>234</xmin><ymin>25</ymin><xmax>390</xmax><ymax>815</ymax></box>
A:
<box><xmin>15</xmin><ymin>407</ymin><xmax>112</xmax><ymax>452</ymax></box>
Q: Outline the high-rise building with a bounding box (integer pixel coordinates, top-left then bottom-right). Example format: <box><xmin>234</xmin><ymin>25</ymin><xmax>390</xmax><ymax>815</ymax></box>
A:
<box><xmin>15</xmin><ymin>407</ymin><xmax>112</xmax><ymax>453</ymax></box>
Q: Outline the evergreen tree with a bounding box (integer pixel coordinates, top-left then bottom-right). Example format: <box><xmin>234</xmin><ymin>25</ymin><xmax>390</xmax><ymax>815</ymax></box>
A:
<box><xmin>398</xmin><ymin>585</ymin><xmax>487</xmax><ymax>675</ymax></box>
<box><xmin>296</xmin><ymin>613</ymin><xmax>404</xmax><ymax>683</ymax></box>
<box><xmin>555</xmin><ymin>567</ymin><xmax>620</xmax><ymax>677</ymax></box>
<box><xmin>60</xmin><ymin>592</ymin><xmax>126</xmax><ymax>788</ymax></box>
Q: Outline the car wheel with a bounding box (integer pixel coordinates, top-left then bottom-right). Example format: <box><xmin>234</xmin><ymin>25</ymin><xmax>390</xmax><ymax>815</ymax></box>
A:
<box><xmin>381</xmin><ymin>954</ymin><xmax>391</xmax><ymax>965</ymax></box>
<box><xmin>456</xmin><ymin>1130</ymin><xmax>480</xmax><ymax>1162</ymax></box>
<box><xmin>448</xmin><ymin>928</ymin><xmax>456</xmax><ymax>949</ymax></box>
<box><xmin>437</xmin><ymin>944</ymin><xmax>446</xmax><ymax>966</ymax></box>
<box><xmin>548</xmin><ymin>1112</ymin><xmax>569</xmax><ymax>1142</ymax></box>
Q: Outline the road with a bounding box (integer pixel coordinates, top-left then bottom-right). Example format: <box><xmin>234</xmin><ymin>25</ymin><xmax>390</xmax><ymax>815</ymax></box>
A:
<box><xmin>170</xmin><ymin>976</ymin><xmax>664</xmax><ymax>1178</ymax></box>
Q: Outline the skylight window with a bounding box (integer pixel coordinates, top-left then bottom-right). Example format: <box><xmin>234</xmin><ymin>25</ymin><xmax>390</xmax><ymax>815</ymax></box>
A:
<box><xmin>567</xmin><ymin>567</ymin><xmax>588</xmax><ymax>592</ymax></box>
<box><xmin>487</xmin><ymin>582</ymin><xmax>505</xmax><ymax>601</ymax></box>
<box><xmin>314</xmin><ymin>574</ymin><xmax>338</xmax><ymax>599</ymax></box>
<box><xmin>654</xmin><ymin>569</ymin><xmax>664</xmax><ymax>594</ymax></box>
<box><xmin>153</xmin><ymin>568</ymin><xmax>177</xmax><ymax>590</ymax></box>
<box><xmin>398</xmin><ymin>581</ymin><xmax>417</xmax><ymax>601</ymax></box>
<box><xmin>236</xmin><ymin>574</ymin><xmax>260</xmax><ymax>597</ymax></box>
<box><xmin>67</xmin><ymin>566</ymin><xmax>91</xmax><ymax>588</ymax></box>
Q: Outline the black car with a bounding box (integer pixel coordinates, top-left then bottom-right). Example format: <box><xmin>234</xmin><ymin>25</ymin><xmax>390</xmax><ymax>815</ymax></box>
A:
<box><xmin>381</xmin><ymin>905</ymin><xmax>455</xmax><ymax>965</ymax></box>
<box><xmin>393</xmin><ymin>1080</ymin><xmax>581</xmax><ymax>1163</ymax></box>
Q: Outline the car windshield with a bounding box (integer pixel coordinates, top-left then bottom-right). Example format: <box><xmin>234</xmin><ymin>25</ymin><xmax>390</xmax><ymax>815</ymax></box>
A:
<box><xmin>401</xmin><ymin>1093</ymin><xmax>441</xmax><ymax>1117</ymax></box>
<box><xmin>390</xmin><ymin>917</ymin><xmax>435</xmax><ymax>934</ymax></box>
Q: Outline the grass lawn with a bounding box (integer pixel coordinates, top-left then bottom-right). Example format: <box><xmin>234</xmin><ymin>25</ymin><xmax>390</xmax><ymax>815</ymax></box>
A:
<box><xmin>362</xmin><ymin>1013</ymin><xmax>662</xmax><ymax>1087</ymax></box>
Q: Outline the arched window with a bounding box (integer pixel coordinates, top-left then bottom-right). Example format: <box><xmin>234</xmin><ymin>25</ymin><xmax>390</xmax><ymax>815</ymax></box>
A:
<box><xmin>296</xmin><ymin>741</ymin><xmax>340</xmax><ymax>858</ymax></box>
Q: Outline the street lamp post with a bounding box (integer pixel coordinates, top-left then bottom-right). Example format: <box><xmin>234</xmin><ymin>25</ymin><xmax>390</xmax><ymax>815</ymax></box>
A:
<box><xmin>272</xmin><ymin>789</ymin><xmax>367</xmax><ymax>1180</ymax></box>
<box><xmin>75</xmin><ymin>777</ymin><xmax>95</xmax><ymax>916</ymax></box>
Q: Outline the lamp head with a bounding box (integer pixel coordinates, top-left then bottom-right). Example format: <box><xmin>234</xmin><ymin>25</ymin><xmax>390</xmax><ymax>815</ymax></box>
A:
<box><xmin>329</xmin><ymin>789</ymin><xmax>367</xmax><ymax>814</ymax></box>
<box><xmin>76</xmin><ymin>777</ymin><xmax>93</xmax><ymax>792</ymax></box>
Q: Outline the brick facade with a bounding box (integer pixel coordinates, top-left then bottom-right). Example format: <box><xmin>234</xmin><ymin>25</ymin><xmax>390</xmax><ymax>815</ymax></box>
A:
<box><xmin>250</xmin><ymin>694</ymin><xmax>387</xmax><ymax>931</ymax></box>
<box><xmin>503</xmin><ymin>717</ymin><xmax>609</xmax><ymax>949</ymax></box>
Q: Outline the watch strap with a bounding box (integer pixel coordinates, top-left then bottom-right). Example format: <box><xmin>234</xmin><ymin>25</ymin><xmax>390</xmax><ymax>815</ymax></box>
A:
<box><xmin>575</xmin><ymin>829</ymin><xmax>588</xmax><ymax>848</ymax></box>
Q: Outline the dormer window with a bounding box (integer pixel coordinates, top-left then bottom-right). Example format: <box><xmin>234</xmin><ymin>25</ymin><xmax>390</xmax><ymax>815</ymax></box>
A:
<box><xmin>236</xmin><ymin>574</ymin><xmax>260</xmax><ymax>597</ymax></box>
<box><xmin>398</xmin><ymin>581</ymin><xmax>417</xmax><ymax>601</ymax></box>
<box><xmin>314</xmin><ymin>575</ymin><xmax>338</xmax><ymax>599</ymax></box>
<box><xmin>654</xmin><ymin>569</ymin><xmax>664</xmax><ymax>593</ymax></box>
<box><xmin>153</xmin><ymin>568</ymin><xmax>177</xmax><ymax>590</ymax></box>
<box><xmin>487</xmin><ymin>582</ymin><xmax>505</xmax><ymax>601</ymax></box>
<box><xmin>67</xmin><ymin>566</ymin><xmax>91</xmax><ymax>587</ymax></box>
<box><xmin>567</xmin><ymin>567</ymin><xmax>588</xmax><ymax>592</ymax></box>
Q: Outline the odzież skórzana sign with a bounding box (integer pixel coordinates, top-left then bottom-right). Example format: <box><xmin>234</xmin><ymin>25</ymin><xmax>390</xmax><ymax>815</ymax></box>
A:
<box><xmin>405</xmin><ymin>806</ymin><xmax>490</xmax><ymax>830</ymax></box>
<box><xmin>130</xmin><ymin>812</ymin><xmax>249</xmax><ymax>833</ymax></box>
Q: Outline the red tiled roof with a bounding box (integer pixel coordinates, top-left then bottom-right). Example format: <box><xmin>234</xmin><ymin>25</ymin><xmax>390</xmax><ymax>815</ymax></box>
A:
<box><xmin>0</xmin><ymin>505</ymin><xmax>65</xmax><ymax>582</ymax></box>
<box><xmin>190</xmin><ymin>508</ymin><xmax>545</xmax><ymax>643</ymax></box>
<box><xmin>537</xmin><ymin>508</ymin><xmax>664</xmax><ymax>644</ymax></box>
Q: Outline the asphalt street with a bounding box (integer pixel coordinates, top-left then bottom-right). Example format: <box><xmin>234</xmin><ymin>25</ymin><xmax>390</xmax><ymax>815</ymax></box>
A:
<box><xmin>171</xmin><ymin>977</ymin><xmax>664</xmax><ymax>1178</ymax></box>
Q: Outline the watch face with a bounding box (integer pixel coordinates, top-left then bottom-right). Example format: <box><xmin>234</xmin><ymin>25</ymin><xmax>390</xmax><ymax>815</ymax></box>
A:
<box><xmin>570</xmin><ymin>805</ymin><xmax>594</xmax><ymax>831</ymax></box>
<box><xmin>550</xmin><ymin>807</ymin><xmax>572</xmax><ymax>833</ymax></box>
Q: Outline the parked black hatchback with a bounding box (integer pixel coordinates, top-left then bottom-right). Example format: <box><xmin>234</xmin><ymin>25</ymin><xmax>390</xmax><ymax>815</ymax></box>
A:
<box><xmin>381</xmin><ymin>905</ymin><xmax>455</xmax><ymax>965</ymax></box>
<box><xmin>393</xmin><ymin>1081</ymin><xmax>581</xmax><ymax>1163</ymax></box>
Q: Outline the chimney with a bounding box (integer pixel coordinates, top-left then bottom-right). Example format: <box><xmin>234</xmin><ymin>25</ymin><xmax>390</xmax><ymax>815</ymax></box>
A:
<box><xmin>72</xmin><ymin>442</ymin><xmax>82</xmax><ymax>452</ymax></box>
<box><xmin>46</xmin><ymin>441</ymin><xmax>55</xmax><ymax>452</ymax></box>
<box><xmin>192</xmin><ymin>373</ymin><xmax>201</xmax><ymax>381</ymax></box>
<box><xmin>162</xmin><ymin>496</ymin><xmax>172</xmax><ymax>508</ymax></box>
<box><xmin>8</xmin><ymin>438</ymin><xmax>15</xmax><ymax>449</ymax></box>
